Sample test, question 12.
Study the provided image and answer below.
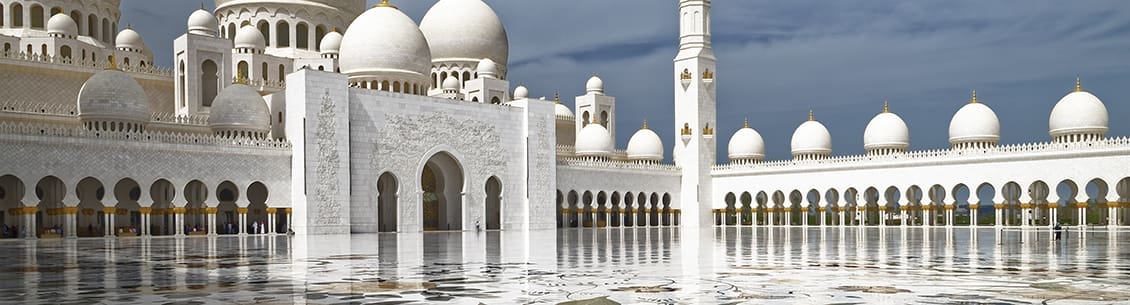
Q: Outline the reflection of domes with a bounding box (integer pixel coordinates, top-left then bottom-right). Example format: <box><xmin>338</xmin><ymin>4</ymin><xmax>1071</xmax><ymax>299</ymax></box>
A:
<box><xmin>586</xmin><ymin>75</ymin><xmax>604</xmax><ymax>94</ymax></box>
<box><xmin>208</xmin><ymin>84</ymin><xmax>270</xmax><ymax>137</ymax></box>
<box><xmin>116</xmin><ymin>28</ymin><xmax>147</xmax><ymax>51</ymax></box>
<box><xmin>626</xmin><ymin>122</ymin><xmax>663</xmax><ymax>162</ymax></box>
<box><xmin>575</xmin><ymin>122</ymin><xmax>613</xmax><ymax>158</ymax></box>
<box><xmin>339</xmin><ymin>5</ymin><xmax>431</xmax><ymax>85</ymax></box>
<box><xmin>949</xmin><ymin>91</ymin><xmax>1000</xmax><ymax>147</ymax></box>
<box><xmin>791</xmin><ymin>112</ymin><xmax>832</xmax><ymax>159</ymax></box>
<box><xmin>513</xmin><ymin>85</ymin><xmax>528</xmax><ymax>100</ymax></box>
<box><xmin>728</xmin><ymin>120</ymin><xmax>765</xmax><ymax>161</ymax></box>
<box><xmin>234</xmin><ymin>25</ymin><xmax>266</xmax><ymax>51</ymax></box>
<box><xmin>78</xmin><ymin>69</ymin><xmax>151</xmax><ymax>125</ymax></box>
<box><xmin>863</xmin><ymin>103</ymin><xmax>909</xmax><ymax>153</ymax></box>
<box><xmin>187</xmin><ymin>8</ymin><xmax>218</xmax><ymax>36</ymax></box>
<box><xmin>319</xmin><ymin>31</ymin><xmax>343</xmax><ymax>55</ymax></box>
<box><xmin>47</xmin><ymin>14</ymin><xmax>78</xmax><ymax>38</ymax></box>
<box><xmin>419</xmin><ymin>0</ymin><xmax>509</xmax><ymax>69</ymax></box>
<box><xmin>1050</xmin><ymin>79</ymin><xmax>1108</xmax><ymax>141</ymax></box>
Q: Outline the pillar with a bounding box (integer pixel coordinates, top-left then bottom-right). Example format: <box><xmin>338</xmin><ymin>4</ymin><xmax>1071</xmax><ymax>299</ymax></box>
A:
<box><xmin>818</xmin><ymin>207</ymin><xmax>826</xmax><ymax>227</ymax></box>
<box><xmin>206</xmin><ymin>207</ymin><xmax>218</xmax><ymax>235</ymax></box>
<box><xmin>1076</xmin><ymin>202</ymin><xmax>1088</xmax><ymax>227</ymax></box>
<box><xmin>102</xmin><ymin>207</ymin><xmax>118</xmax><ymax>237</ymax></box>
<box><xmin>138</xmin><ymin>207</ymin><xmax>151</xmax><ymax>236</ymax></box>
<box><xmin>266</xmin><ymin>208</ymin><xmax>277</xmax><ymax>234</ymax></box>
<box><xmin>800</xmin><ymin>208</ymin><xmax>809</xmax><ymax>226</ymax></box>
<box><xmin>172</xmin><ymin>206</ymin><xmax>186</xmax><ymax>236</ymax></box>
<box><xmin>838</xmin><ymin>207</ymin><xmax>846</xmax><ymax>227</ymax></box>
<box><xmin>285</xmin><ymin>208</ymin><xmax>292</xmax><ymax>233</ymax></box>
<box><xmin>237</xmin><ymin>207</ymin><xmax>248</xmax><ymax>235</ymax></box>
<box><xmin>1108</xmin><ymin>199</ymin><xmax>1120</xmax><ymax>227</ymax></box>
<box><xmin>944</xmin><ymin>203</ymin><xmax>955</xmax><ymax>228</ymax></box>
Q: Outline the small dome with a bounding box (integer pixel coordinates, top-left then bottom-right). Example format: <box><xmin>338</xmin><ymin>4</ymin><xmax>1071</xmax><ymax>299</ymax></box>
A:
<box><xmin>554</xmin><ymin>103</ymin><xmax>574</xmax><ymax>118</ymax></box>
<box><xmin>419</xmin><ymin>0</ymin><xmax>509</xmax><ymax>70</ymax></box>
<box><xmin>187</xmin><ymin>8</ymin><xmax>218</xmax><ymax>36</ymax></box>
<box><xmin>513</xmin><ymin>85</ymin><xmax>528</xmax><ymax>100</ymax></box>
<box><xmin>234</xmin><ymin>25</ymin><xmax>266</xmax><ymax>50</ymax></box>
<box><xmin>442</xmin><ymin>76</ymin><xmax>460</xmax><ymax>91</ymax></box>
<box><xmin>319</xmin><ymin>31</ymin><xmax>343</xmax><ymax>54</ymax></box>
<box><xmin>575</xmin><ymin>121</ymin><xmax>613</xmax><ymax>157</ymax></box>
<box><xmin>47</xmin><ymin>14</ymin><xmax>78</xmax><ymax>38</ymax></box>
<box><xmin>626</xmin><ymin>123</ymin><xmax>664</xmax><ymax>161</ymax></box>
<box><xmin>863</xmin><ymin>103</ymin><xmax>909</xmax><ymax>152</ymax></box>
<box><xmin>791</xmin><ymin>112</ymin><xmax>832</xmax><ymax>158</ymax></box>
<box><xmin>728</xmin><ymin>120</ymin><xmax>765</xmax><ymax>161</ymax></box>
<box><xmin>208</xmin><ymin>83</ymin><xmax>270</xmax><ymax>135</ymax></box>
<box><xmin>116</xmin><ymin>27</ymin><xmax>146</xmax><ymax>51</ymax></box>
<box><xmin>339</xmin><ymin>5</ymin><xmax>432</xmax><ymax>85</ymax></box>
<box><xmin>476</xmin><ymin>58</ymin><xmax>498</xmax><ymax>79</ymax></box>
<box><xmin>948</xmin><ymin>91</ymin><xmax>1000</xmax><ymax>146</ymax></box>
<box><xmin>77</xmin><ymin>69</ymin><xmax>151</xmax><ymax>124</ymax></box>
<box><xmin>586</xmin><ymin>75</ymin><xmax>604</xmax><ymax>94</ymax></box>
<box><xmin>1050</xmin><ymin>80</ymin><xmax>1108</xmax><ymax>139</ymax></box>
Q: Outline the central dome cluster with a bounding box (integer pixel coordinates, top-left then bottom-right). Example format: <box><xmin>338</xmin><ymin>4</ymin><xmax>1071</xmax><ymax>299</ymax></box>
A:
<box><xmin>339</xmin><ymin>2</ymin><xmax>432</xmax><ymax>91</ymax></box>
<box><xmin>419</xmin><ymin>0</ymin><xmax>509</xmax><ymax>67</ymax></box>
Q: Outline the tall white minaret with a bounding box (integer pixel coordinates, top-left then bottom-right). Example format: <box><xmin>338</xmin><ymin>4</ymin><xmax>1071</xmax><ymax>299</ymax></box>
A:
<box><xmin>673</xmin><ymin>0</ymin><xmax>716</xmax><ymax>228</ymax></box>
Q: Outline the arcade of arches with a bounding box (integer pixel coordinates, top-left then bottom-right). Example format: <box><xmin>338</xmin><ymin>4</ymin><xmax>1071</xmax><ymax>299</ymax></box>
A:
<box><xmin>715</xmin><ymin>177</ymin><xmax>1130</xmax><ymax>228</ymax></box>
<box><xmin>556</xmin><ymin>190</ymin><xmax>678</xmax><ymax>228</ymax></box>
<box><xmin>374</xmin><ymin>152</ymin><xmax>503</xmax><ymax>232</ymax></box>
<box><xmin>0</xmin><ymin>175</ymin><xmax>291</xmax><ymax>239</ymax></box>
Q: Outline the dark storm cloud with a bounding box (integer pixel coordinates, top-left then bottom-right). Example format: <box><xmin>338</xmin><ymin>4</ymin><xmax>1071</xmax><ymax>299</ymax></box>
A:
<box><xmin>122</xmin><ymin>0</ymin><xmax>1130</xmax><ymax>161</ymax></box>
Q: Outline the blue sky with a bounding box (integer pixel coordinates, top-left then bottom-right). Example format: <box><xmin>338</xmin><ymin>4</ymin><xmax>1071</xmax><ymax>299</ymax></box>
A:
<box><xmin>122</xmin><ymin>0</ymin><xmax>1130</xmax><ymax>162</ymax></box>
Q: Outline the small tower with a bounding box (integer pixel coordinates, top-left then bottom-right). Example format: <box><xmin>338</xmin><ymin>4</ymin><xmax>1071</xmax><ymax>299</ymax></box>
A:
<box><xmin>175</xmin><ymin>7</ymin><xmax>232</xmax><ymax>116</ymax></box>
<box><xmin>673</xmin><ymin>0</ymin><xmax>717</xmax><ymax>228</ymax></box>
<box><xmin>574</xmin><ymin>75</ymin><xmax>617</xmax><ymax>144</ymax></box>
<box><xmin>464</xmin><ymin>58</ymin><xmax>510</xmax><ymax>104</ymax></box>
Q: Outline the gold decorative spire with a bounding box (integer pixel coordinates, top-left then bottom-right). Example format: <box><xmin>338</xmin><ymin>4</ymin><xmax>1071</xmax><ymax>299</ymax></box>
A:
<box><xmin>969</xmin><ymin>90</ymin><xmax>978</xmax><ymax>104</ymax></box>
<box><xmin>554</xmin><ymin>91</ymin><xmax>560</xmax><ymax>104</ymax></box>
<box><xmin>641</xmin><ymin>119</ymin><xmax>649</xmax><ymax>130</ymax></box>
<box><xmin>882</xmin><ymin>99</ymin><xmax>889</xmax><ymax>113</ymax></box>
<box><xmin>743</xmin><ymin>117</ymin><xmax>750</xmax><ymax>128</ymax></box>
<box><xmin>331</xmin><ymin>27</ymin><xmax>339</xmax><ymax>33</ymax></box>
<box><xmin>375</xmin><ymin>0</ymin><xmax>397</xmax><ymax>9</ymax></box>
<box><xmin>807</xmin><ymin>110</ymin><xmax>814</xmax><ymax>122</ymax></box>
<box><xmin>1074</xmin><ymin>75</ymin><xmax>1082</xmax><ymax>92</ymax></box>
<box><xmin>200</xmin><ymin>3</ymin><xmax>205</xmax><ymax>10</ymax></box>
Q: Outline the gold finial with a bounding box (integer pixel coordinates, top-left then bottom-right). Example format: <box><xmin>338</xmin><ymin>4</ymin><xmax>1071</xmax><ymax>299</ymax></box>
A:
<box><xmin>106</xmin><ymin>54</ymin><xmax>119</xmax><ymax>70</ymax></box>
<box><xmin>375</xmin><ymin>0</ymin><xmax>397</xmax><ymax>9</ymax></box>
<box><xmin>969</xmin><ymin>90</ymin><xmax>978</xmax><ymax>104</ymax></box>
<box><xmin>641</xmin><ymin>119</ymin><xmax>649</xmax><ymax>130</ymax></box>
<box><xmin>1074</xmin><ymin>75</ymin><xmax>1082</xmax><ymax>92</ymax></box>
<box><xmin>882</xmin><ymin>99</ymin><xmax>889</xmax><ymax>113</ymax></box>
<box><xmin>331</xmin><ymin>27</ymin><xmax>339</xmax><ymax>33</ymax></box>
<box><xmin>126</xmin><ymin>23</ymin><xmax>132</xmax><ymax>29</ymax></box>
<box><xmin>554</xmin><ymin>91</ymin><xmax>560</xmax><ymax>104</ymax></box>
<box><xmin>743</xmin><ymin>117</ymin><xmax>750</xmax><ymax>128</ymax></box>
<box><xmin>591</xmin><ymin>114</ymin><xmax>600</xmax><ymax>124</ymax></box>
<box><xmin>807</xmin><ymin>110</ymin><xmax>814</xmax><ymax>122</ymax></box>
<box><xmin>200</xmin><ymin>3</ymin><xmax>205</xmax><ymax>10</ymax></box>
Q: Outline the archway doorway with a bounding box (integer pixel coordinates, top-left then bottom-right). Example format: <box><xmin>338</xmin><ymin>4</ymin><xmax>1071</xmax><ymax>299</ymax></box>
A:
<box><xmin>421</xmin><ymin>152</ymin><xmax>463</xmax><ymax>231</ymax></box>
<box><xmin>485</xmin><ymin>176</ymin><xmax>501</xmax><ymax>230</ymax></box>
<box><xmin>377</xmin><ymin>172</ymin><xmax>398</xmax><ymax>232</ymax></box>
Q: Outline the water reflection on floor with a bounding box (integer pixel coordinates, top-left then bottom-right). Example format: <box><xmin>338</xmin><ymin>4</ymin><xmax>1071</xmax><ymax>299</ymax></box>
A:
<box><xmin>0</xmin><ymin>227</ymin><xmax>1128</xmax><ymax>304</ymax></box>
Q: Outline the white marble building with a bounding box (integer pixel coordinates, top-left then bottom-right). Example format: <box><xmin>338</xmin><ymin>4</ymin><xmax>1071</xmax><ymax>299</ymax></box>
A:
<box><xmin>0</xmin><ymin>0</ymin><xmax>1127</xmax><ymax>239</ymax></box>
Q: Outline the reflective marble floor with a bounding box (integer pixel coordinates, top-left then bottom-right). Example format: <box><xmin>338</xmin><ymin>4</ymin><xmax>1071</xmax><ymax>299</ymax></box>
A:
<box><xmin>1</xmin><ymin>227</ymin><xmax>1128</xmax><ymax>304</ymax></box>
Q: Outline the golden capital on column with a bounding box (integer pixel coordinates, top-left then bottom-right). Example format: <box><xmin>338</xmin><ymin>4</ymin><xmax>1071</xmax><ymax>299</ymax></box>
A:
<box><xmin>800</xmin><ymin>208</ymin><xmax>809</xmax><ymax>213</ymax></box>
<box><xmin>944</xmin><ymin>205</ymin><xmax>956</xmax><ymax>211</ymax></box>
<box><xmin>1106</xmin><ymin>201</ymin><xmax>1121</xmax><ymax>208</ymax></box>
<box><xmin>237</xmin><ymin>207</ymin><xmax>249</xmax><ymax>214</ymax></box>
<box><xmin>878</xmin><ymin>206</ymin><xmax>888</xmax><ymax>211</ymax></box>
<box><xmin>1047</xmin><ymin>203</ymin><xmax>1059</xmax><ymax>209</ymax></box>
<box><xmin>173</xmin><ymin>207</ymin><xmax>187</xmax><ymax>214</ymax></box>
<box><xmin>266</xmin><ymin>208</ymin><xmax>278</xmax><ymax>213</ymax></box>
<box><xmin>206</xmin><ymin>207</ymin><xmax>219</xmax><ymax>214</ymax></box>
<box><xmin>102</xmin><ymin>207</ymin><xmax>116</xmax><ymax>214</ymax></box>
<box><xmin>818</xmin><ymin>207</ymin><xmax>826</xmax><ymax>212</ymax></box>
<box><xmin>138</xmin><ymin>207</ymin><xmax>152</xmax><ymax>214</ymax></box>
<box><xmin>837</xmin><ymin>207</ymin><xmax>846</xmax><ymax>212</ymax></box>
<box><xmin>284</xmin><ymin>208</ymin><xmax>292</xmax><ymax>214</ymax></box>
<box><xmin>1019</xmin><ymin>203</ymin><xmax>1033</xmax><ymax>209</ymax></box>
<box><xmin>62</xmin><ymin>207</ymin><xmax>79</xmax><ymax>214</ymax></box>
<box><xmin>1074</xmin><ymin>202</ymin><xmax>1089</xmax><ymax>208</ymax></box>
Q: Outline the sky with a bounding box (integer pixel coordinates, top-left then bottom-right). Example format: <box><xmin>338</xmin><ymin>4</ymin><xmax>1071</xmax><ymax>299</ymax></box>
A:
<box><xmin>121</xmin><ymin>0</ymin><xmax>1130</xmax><ymax>162</ymax></box>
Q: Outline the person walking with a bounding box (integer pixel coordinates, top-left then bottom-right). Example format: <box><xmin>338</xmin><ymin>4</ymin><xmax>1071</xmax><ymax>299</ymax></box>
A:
<box><xmin>1053</xmin><ymin>223</ymin><xmax>1062</xmax><ymax>240</ymax></box>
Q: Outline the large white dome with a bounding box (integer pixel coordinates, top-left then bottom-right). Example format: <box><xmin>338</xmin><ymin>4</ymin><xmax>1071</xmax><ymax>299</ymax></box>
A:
<box><xmin>949</xmin><ymin>92</ymin><xmax>1000</xmax><ymax>146</ymax></box>
<box><xmin>728</xmin><ymin>120</ymin><xmax>765</xmax><ymax>161</ymax></box>
<box><xmin>339</xmin><ymin>4</ymin><xmax>431</xmax><ymax>84</ymax></box>
<box><xmin>575</xmin><ymin>122</ymin><xmax>614</xmax><ymax>158</ymax></box>
<box><xmin>234</xmin><ymin>25</ymin><xmax>266</xmax><ymax>51</ymax></box>
<box><xmin>77</xmin><ymin>69</ymin><xmax>151</xmax><ymax>124</ymax></box>
<box><xmin>863</xmin><ymin>103</ymin><xmax>909</xmax><ymax>153</ymax></box>
<box><xmin>626</xmin><ymin>123</ymin><xmax>663</xmax><ymax>161</ymax></box>
<box><xmin>1050</xmin><ymin>81</ymin><xmax>1108</xmax><ymax>139</ymax></box>
<box><xmin>208</xmin><ymin>83</ymin><xmax>270</xmax><ymax>136</ymax></box>
<box><xmin>186</xmin><ymin>8</ymin><xmax>218</xmax><ymax>36</ymax></box>
<box><xmin>116</xmin><ymin>27</ymin><xmax>147</xmax><ymax>51</ymax></box>
<box><xmin>419</xmin><ymin>0</ymin><xmax>509</xmax><ymax>68</ymax></box>
<box><xmin>791</xmin><ymin>112</ymin><xmax>832</xmax><ymax>158</ymax></box>
<box><xmin>47</xmin><ymin>14</ymin><xmax>78</xmax><ymax>38</ymax></box>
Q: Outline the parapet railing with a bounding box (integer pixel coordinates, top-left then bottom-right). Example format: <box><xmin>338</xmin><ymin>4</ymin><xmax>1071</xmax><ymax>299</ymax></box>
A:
<box><xmin>713</xmin><ymin>137</ymin><xmax>1130</xmax><ymax>172</ymax></box>
<box><xmin>0</xmin><ymin>121</ymin><xmax>291</xmax><ymax>150</ymax></box>
<box><xmin>0</xmin><ymin>51</ymin><xmax>172</xmax><ymax>77</ymax></box>
<box><xmin>557</xmin><ymin>157</ymin><xmax>679</xmax><ymax>172</ymax></box>
<box><xmin>151</xmin><ymin>112</ymin><xmax>209</xmax><ymax>126</ymax></box>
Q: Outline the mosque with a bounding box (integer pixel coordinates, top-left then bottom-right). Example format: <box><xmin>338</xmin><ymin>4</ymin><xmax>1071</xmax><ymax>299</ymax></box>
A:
<box><xmin>0</xmin><ymin>0</ymin><xmax>1126</xmax><ymax>239</ymax></box>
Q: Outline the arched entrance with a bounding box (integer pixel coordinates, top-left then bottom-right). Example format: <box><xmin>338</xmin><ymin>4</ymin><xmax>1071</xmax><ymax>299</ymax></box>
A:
<box><xmin>485</xmin><ymin>176</ymin><xmax>501</xmax><ymax>230</ymax></box>
<box><xmin>421</xmin><ymin>152</ymin><xmax>463</xmax><ymax>231</ymax></box>
<box><xmin>377</xmin><ymin>172</ymin><xmax>398</xmax><ymax>232</ymax></box>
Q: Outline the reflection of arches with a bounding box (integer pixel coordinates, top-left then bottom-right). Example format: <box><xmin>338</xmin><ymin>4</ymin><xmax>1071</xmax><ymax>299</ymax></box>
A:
<box><xmin>216</xmin><ymin>181</ymin><xmax>240</xmax><ymax>234</ymax></box>
<box><xmin>247</xmin><ymin>182</ymin><xmax>269</xmax><ymax>234</ymax></box>
<box><xmin>75</xmin><ymin>177</ymin><xmax>103</xmax><ymax>237</ymax></box>
<box><xmin>421</xmin><ymin>152</ymin><xmax>464</xmax><ymax>231</ymax></box>
<box><xmin>377</xmin><ymin>172</ymin><xmax>398</xmax><ymax>232</ymax></box>
<box><xmin>485</xmin><ymin>176</ymin><xmax>501</xmax><ymax>230</ymax></box>
<box><xmin>113</xmin><ymin>178</ymin><xmax>142</xmax><ymax>236</ymax></box>
<box><xmin>149</xmin><ymin>179</ymin><xmax>176</xmax><ymax>236</ymax></box>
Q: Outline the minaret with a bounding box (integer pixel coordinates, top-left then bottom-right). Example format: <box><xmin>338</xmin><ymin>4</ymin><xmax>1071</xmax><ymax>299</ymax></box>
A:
<box><xmin>673</xmin><ymin>0</ymin><xmax>716</xmax><ymax>228</ymax></box>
